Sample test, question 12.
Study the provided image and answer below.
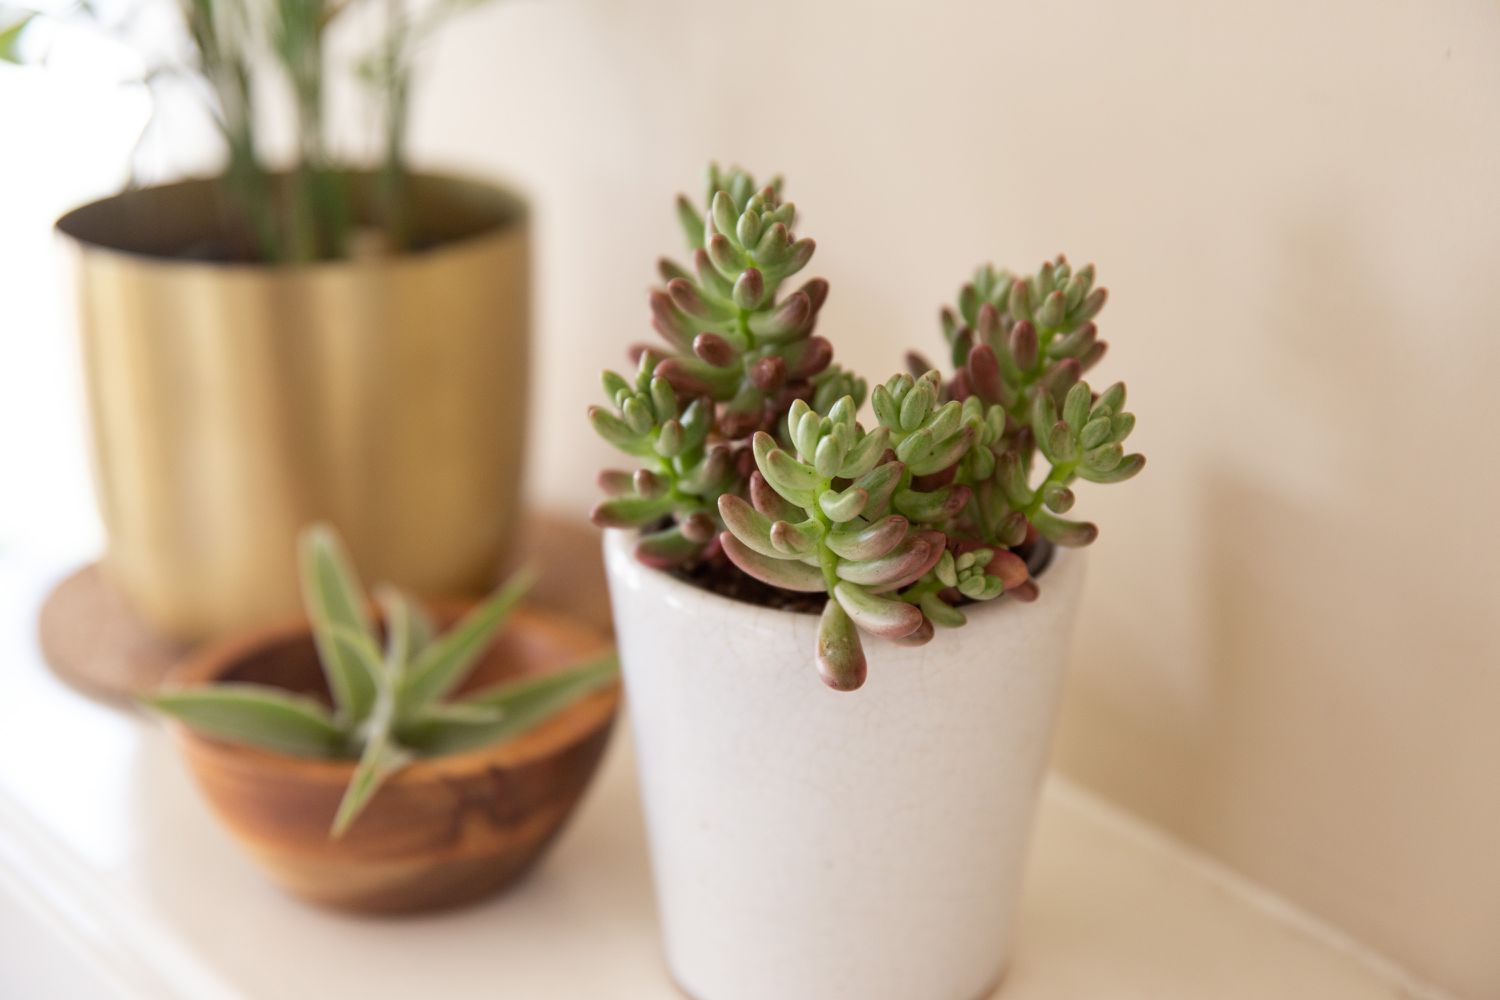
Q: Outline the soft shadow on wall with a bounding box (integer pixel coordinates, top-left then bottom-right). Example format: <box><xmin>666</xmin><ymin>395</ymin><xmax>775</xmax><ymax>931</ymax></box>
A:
<box><xmin>404</xmin><ymin>0</ymin><xmax>1498</xmax><ymax>995</ymax></box>
<box><xmin>1057</xmin><ymin>199</ymin><xmax>1500</xmax><ymax>998</ymax></box>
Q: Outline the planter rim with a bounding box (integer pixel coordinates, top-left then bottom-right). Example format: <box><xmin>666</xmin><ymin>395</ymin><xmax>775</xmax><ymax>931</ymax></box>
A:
<box><xmin>55</xmin><ymin>168</ymin><xmax>529</xmax><ymax>272</ymax></box>
<box><xmin>602</xmin><ymin>527</ymin><xmax>1073</xmax><ymax>628</ymax></box>
<box><xmin>164</xmin><ymin>603</ymin><xmax>618</xmax><ymax>787</ymax></box>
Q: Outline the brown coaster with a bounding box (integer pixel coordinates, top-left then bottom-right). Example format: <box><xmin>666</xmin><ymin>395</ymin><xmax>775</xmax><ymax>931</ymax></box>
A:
<box><xmin>38</xmin><ymin>514</ymin><xmax>614</xmax><ymax>707</ymax></box>
<box><xmin>38</xmin><ymin>563</ymin><xmax>192</xmax><ymax>705</ymax></box>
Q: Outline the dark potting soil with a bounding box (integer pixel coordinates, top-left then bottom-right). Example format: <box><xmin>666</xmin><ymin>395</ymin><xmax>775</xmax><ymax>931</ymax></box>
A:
<box><xmin>672</xmin><ymin>557</ymin><xmax>830</xmax><ymax>615</ymax></box>
<box><xmin>668</xmin><ymin>535</ymin><xmax>1055</xmax><ymax>615</ymax></box>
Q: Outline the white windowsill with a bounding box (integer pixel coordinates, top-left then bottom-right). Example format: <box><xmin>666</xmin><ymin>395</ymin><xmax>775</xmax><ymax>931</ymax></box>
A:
<box><xmin>0</xmin><ymin>551</ymin><xmax>1446</xmax><ymax>1000</ymax></box>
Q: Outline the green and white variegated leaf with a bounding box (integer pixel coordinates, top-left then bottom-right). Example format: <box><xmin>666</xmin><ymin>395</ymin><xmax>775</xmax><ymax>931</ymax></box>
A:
<box><xmin>398</xmin><ymin>566</ymin><xmax>537</xmax><ymax>715</ymax></box>
<box><xmin>150</xmin><ymin>684</ymin><xmax>343</xmax><ymax>758</ymax></box>
<box><xmin>374</xmin><ymin>584</ymin><xmax>431</xmax><ymax>681</ymax></box>
<box><xmin>300</xmin><ymin>524</ymin><xmax>379</xmax><ymax>724</ymax></box>
<box><xmin>404</xmin><ymin>655</ymin><xmax>619</xmax><ymax>756</ymax></box>
<box><xmin>326</xmin><ymin>624</ymin><xmax>386</xmax><ymax>707</ymax></box>
<box><xmin>330</xmin><ymin>731</ymin><xmax>412</xmax><ymax>838</ymax></box>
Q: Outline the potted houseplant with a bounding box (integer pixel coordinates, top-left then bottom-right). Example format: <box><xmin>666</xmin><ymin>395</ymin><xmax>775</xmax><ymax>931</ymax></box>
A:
<box><xmin>13</xmin><ymin>1</ymin><xmax>527</xmax><ymax>649</ymax></box>
<box><xmin>593</xmin><ymin>166</ymin><xmax>1144</xmax><ymax>999</ymax></box>
<box><xmin>152</xmin><ymin>524</ymin><xmax>620</xmax><ymax>914</ymax></box>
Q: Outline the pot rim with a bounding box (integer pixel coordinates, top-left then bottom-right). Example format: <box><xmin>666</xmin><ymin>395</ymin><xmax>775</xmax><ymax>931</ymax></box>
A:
<box><xmin>164</xmin><ymin>602</ymin><xmax>619</xmax><ymax>787</ymax></box>
<box><xmin>55</xmin><ymin>168</ymin><xmax>529</xmax><ymax>271</ymax></box>
<box><xmin>602</xmin><ymin>528</ymin><xmax>1076</xmax><ymax>628</ymax></box>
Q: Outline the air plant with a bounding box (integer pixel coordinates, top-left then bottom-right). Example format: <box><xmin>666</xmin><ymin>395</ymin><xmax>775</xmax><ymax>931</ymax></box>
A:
<box><xmin>150</xmin><ymin>524</ymin><xmax>618</xmax><ymax>836</ymax></box>
<box><xmin>591</xmin><ymin>166</ymin><xmax>1144</xmax><ymax>691</ymax></box>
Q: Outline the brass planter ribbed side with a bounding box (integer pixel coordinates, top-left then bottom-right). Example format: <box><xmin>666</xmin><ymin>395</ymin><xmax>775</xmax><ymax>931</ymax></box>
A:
<box><xmin>56</xmin><ymin>174</ymin><xmax>528</xmax><ymax>644</ymax></box>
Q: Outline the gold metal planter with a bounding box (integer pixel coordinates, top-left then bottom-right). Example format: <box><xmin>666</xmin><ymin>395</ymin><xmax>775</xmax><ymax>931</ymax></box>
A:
<box><xmin>56</xmin><ymin>173</ymin><xmax>529</xmax><ymax>643</ymax></box>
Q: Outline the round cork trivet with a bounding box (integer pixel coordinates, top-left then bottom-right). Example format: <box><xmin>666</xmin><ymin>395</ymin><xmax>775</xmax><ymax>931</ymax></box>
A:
<box><xmin>38</xmin><ymin>563</ymin><xmax>192</xmax><ymax>706</ymax></box>
<box><xmin>38</xmin><ymin>515</ymin><xmax>610</xmax><ymax>707</ymax></box>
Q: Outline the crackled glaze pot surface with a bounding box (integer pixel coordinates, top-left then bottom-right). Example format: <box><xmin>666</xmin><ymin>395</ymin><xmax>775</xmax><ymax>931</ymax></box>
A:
<box><xmin>603</xmin><ymin>530</ymin><xmax>1085</xmax><ymax>1000</ymax></box>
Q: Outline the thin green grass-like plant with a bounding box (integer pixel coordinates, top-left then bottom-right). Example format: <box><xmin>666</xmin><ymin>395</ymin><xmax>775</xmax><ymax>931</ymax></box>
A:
<box><xmin>3</xmin><ymin>0</ymin><xmax>499</xmax><ymax>262</ymax></box>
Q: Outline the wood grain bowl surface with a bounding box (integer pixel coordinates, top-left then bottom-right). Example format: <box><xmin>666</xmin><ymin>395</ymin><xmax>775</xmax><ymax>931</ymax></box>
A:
<box><xmin>167</xmin><ymin>605</ymin><xmax>620</xmax><ymax>914</ymax></box>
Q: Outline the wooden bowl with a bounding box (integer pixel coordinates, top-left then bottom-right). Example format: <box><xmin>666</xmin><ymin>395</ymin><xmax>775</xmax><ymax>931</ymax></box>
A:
<box><xmin>165</xmin><ymin>605</ymin><xmax>620</xmax><ymax>915</ymax></box>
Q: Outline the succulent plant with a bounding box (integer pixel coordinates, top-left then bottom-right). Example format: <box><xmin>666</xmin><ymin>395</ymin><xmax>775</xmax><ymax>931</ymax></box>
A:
<box><xmin>589</xmin><ymin>165</ymin><xmax>865</xmax><ymax>568</ymax></box>
<box><xmin>592</xmin><ymin>166</ymin><xmax>1144</xmax><ymax>692</ymax></box>
<box><xmin>151</xmin><ymin>524</ymin><xmax>617</xmax><ymax>836</ymax></box>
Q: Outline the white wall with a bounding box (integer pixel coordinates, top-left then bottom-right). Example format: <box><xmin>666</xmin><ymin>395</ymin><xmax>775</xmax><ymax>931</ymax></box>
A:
<box><xmin>413</xmin><ymin>2</ymin><xmax>1500</xmax><ymax>996</ymax></box>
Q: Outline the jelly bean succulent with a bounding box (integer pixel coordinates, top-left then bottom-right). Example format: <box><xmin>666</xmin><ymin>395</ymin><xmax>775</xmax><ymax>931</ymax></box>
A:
<box><xmin>591</xmin><ymin>165</ymin><xmax>1143</xmax><ymax>691</ymax></box>
<box><xmin>151</xmin><ymin>525</ymin><xmax>618</xmax><ymax>835</ymax></box>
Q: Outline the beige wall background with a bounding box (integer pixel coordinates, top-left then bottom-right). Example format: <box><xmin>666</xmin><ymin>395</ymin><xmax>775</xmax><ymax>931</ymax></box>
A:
<box><xmin>444</xmin><ymin>0</ymin><xmax>1492</xmax><ymax>995</ymax></box>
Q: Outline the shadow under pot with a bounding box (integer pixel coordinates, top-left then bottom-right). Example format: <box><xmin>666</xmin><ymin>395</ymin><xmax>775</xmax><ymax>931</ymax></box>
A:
<box><xmin>164</xmin><ymin>605</ymin><xmax>619</xmax><ymax>915</ymax></box>
<box><xmin>55</xmin><ymin>172</ymin><xmax>530</xmax><ymax>647</ymax></box>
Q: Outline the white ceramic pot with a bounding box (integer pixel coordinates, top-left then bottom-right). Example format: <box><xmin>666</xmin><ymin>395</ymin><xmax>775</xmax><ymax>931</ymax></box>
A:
<box><xmin>603</xmin><ymin>529</ymin><xmax>1087</xmax><ymax>1000</ymax></box>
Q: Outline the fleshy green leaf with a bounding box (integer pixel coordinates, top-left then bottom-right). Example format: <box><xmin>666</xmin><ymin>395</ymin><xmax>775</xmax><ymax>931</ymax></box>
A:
<box><xmin>150</xmin><ymin>684</ymin><xmax>343</xmax><ymax>758</ymax></box>
<box><xmin>920</xmin><ymin>591</ymin><xmax>967</xmax><ymax>628</ymax></box>
<box><xmin>752</xmin><ymin>432</ymin><xmax>821</xmax><ymax>506</ymax></box>
<box><xmin>833</xmin><ymin>582</ymin><xmax>925</xmax><ymax>639</ymax></box>
<box><xmin>1063</xmin><ymin>381</ymin><xmax>1092</xmax><ymax>429</ymax></box>
<box><xmin>398</xmin><ymin>567</ymin><xmax>536</xmax><ymax>714</ymax></box>
<box><xmin>634</xmin><ymin>525</ymin><xmax>704</xmax><ymax>569</ymax></box>
<box><xmin>835</xmin><ymin>537</ymin><xmax>935</xmax><ymax>588</ymax></box>
<box><xmin>817</xmin><ymin>485</ymin><xmax>868</xmax><ymax>523</ymax></box>
<box><xmin>1076</xmin><ymin>452</ymin><xmax>1145</xmax><ymax>484</ymax></box>
<box><xmin>718</xmin><ymin>494</ymin><xmax>779</xmax><ymax>557</ymax></box>
<box><xmin>720</xmin><ymin>533</ymin><xmax>827</xmax><ymax>592</ymax></box>
<box><xmin>676</xmin><ymin>195</ymin><xmax>705</xmax><ymax>250</ymax></box>
<box><xmin>1031</xmin><ymin>509</ymin><xmax>1100</xmax><ymax>546</ymax></box>
<box><xmin>825</xmin><ymin>515</ymin><xmax>908</xmax><ymax>561</ymax></box>
<box><xmin>815</xmin><ymin>600</ymin><xmax>866</xmax><ymax>691</ymax></box>
<box><xmin>299</xmin><ymin>524</ymin><xmax>379</xmax><ymax>723</ymax></box>
<box><xmin>591</xmin><ymin>493</ymin><xmax>675</xmax><ymax>528</ymax></box>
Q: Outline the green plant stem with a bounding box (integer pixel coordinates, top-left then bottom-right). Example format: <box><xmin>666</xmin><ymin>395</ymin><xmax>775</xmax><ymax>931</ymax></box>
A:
<box><xmin>810</xmin><ymin>479</ymin><xmax>839</xmax><ymax>591</ymax></box>
<box><xmin>1023</xmin><ymin>460</ymin><xmax>1077</xmax><ymax>518</ymax></box>
<box><xmin>651</xmin><ymin>430</ymin><xmax>718</xmax><ymax>524</ymax></box>
<box><xmin>378</xmin><ymin>0</ymin><xmax>410</xmax><ymax>251</ymax></box>
<box><xmin>964</xmin><ymin>489</ymin><xmax>994</xmax><ymax>541</ymax></box>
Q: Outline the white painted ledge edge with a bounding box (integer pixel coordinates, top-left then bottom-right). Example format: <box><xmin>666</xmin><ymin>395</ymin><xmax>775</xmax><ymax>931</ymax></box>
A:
<box><xmin>0</xmin><ymin>552</ymin><xmax>1456</xmax><ymax>1000</ymax></box>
